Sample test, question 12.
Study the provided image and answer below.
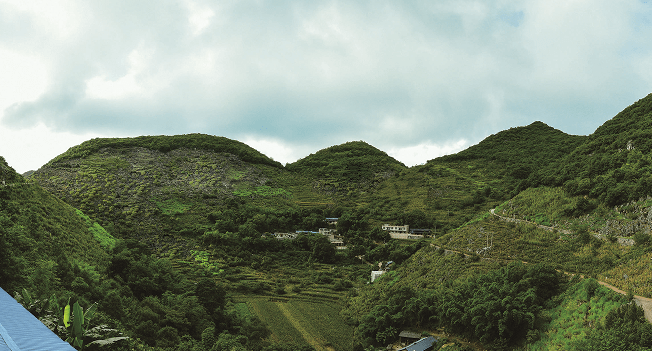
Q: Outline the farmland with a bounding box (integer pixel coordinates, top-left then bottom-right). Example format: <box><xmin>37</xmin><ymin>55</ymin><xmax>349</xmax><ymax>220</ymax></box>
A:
<box><xmin>238</xmin><ymin>296</ymin><xmax>353</xmax><ymax>351</ymax></box>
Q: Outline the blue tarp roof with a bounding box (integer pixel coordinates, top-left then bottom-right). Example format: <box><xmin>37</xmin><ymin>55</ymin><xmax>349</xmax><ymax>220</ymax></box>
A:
<box><xmin>0</xmin><ymin>288</ymin><xmax>74</xmax><ymax>351</ymax></box>
<box><xmin>398</xmin><ymin>336</ymin><xmax>437</xmax><ymax>351</ymax></box>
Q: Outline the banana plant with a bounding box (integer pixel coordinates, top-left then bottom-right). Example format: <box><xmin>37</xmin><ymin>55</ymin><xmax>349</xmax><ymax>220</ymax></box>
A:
<box><xmin>61</xmin><ymin>298</ymin><xmax>97</xmax><ymax>350</ymax></box>
<box><xmin>17</xmin><ymin>289</ymin><xmax>127</xmax><ymax>349</ymax></box>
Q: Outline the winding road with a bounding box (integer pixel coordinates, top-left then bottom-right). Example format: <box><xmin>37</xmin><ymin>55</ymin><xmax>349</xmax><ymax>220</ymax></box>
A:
<box><xmin>481</xmin><ymin>209</ymin><xmax>652</xmax><ymax>323</ymax></box>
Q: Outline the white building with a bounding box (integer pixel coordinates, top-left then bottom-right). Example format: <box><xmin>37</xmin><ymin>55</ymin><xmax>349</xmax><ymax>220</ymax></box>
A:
<box><xmin>381</xmin><ymin>224</ymin><xmax>422</xmax><ymax>239</ymax></box>
<box><xmin>371</xmin><ymin>270</ymin><xmax>385</xmax><ymax>282</ymax></box>
<box><xmin>274</xmin><ymin>232</ymin><xmax>298</xmax><ymax>240</ymax></box>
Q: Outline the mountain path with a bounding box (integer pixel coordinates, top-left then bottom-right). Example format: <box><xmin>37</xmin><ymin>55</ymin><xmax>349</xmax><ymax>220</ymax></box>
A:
<box><xmin>276</xmin><ymin>302</ymin><xmax>334</xmax><ymax>351</ymax></box>
<box><xmin>432</xmin><ymin>209</ymin><xmax>652</xmax><ymax>323</ymax></box>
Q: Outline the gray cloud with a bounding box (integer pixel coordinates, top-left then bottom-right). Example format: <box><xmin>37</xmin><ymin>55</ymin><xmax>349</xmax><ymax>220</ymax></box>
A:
<box><xmin>2</xmin><ymin>0</ymin><xmax>652</xmax><ymax>167</ymax></box>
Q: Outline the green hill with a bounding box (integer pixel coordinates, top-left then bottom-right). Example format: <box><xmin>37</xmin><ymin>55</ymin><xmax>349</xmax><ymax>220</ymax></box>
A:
<box><xmin>347</xmin><ymin>122</ymin><xmax>586</xmax><ymax>233</ymax></box>
<box><xmin>536</xmin><ymin>93</ymin><xmax>652</xmax><ymax>206</ymax></box>
<box><xmin>0</xmin><ymin>156</ymin><xmax>110</xmax><ymax>294</ymax></box>
<box><xmin>30</xmin><ymin>134</ymin><xmax>315</xmax><ymax>251</ymax></box>
<box><xmin>19</xmin><ymin>93</ymin><xmax>652</xmax><ymax>351</ymax></box>
<box><xmin>339</xmin><ymin>99</ymin><xmax>652</xmax><ymax>350</ymax></box>
<box><xmin>47</xmin><ymin>133</ymin><xmax>283</xmax><ymax>168</ymax></box>
<box><xmin>286</xmin><ymin>141</ymin><xmax>407</xmax><ymax>199</ymax></box>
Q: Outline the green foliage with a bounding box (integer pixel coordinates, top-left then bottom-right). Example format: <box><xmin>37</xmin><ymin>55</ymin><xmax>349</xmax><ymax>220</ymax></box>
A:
<box><xmin>534</xmin><ymin>93</ymin><xmax>652</xmax><ymax>206</ymax></box>
<box><xmin>351</xmin><ymin>262</ymin><xmax>562</xmax><ymax>348</ymax></box>
<box><xmin>47</xmin><ymin>133</ymin><xmax>283</xmax><ymax>168</ymax></box>
<box><xmin>568</xmin><ymin>298</ymin><xmax>652</xmax><ymax>350</ymax></box>
<box><xmin>0</xmin><ymin>159</ymin><xmax>109</xmax><ymax>293</ymax></box>
<box><xmin>155</xmin><ymin>198</ymin><xmax>191</xmax><ymax>215</ymax></box>
<box><xmin>75</xmin><ymin>209</ymin><xmax>116</xmax><ymax>250</ymax></box>
<box><xmin>63</xmin><ymin>299</ymin><xmax>96</xmax><ymax>349</ymax></box>
<box><xmin>286</xmin><ymin>141</ymin><xmax>407</xmax><ymax>200</ymax></box>
<box><xmin>441</xmin><ymin>262</ymin><xmax>562</xmax><ymax>346</ymax></box>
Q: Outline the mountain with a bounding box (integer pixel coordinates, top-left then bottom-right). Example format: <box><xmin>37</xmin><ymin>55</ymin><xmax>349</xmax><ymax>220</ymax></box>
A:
<box><xmin>45</xmin><ymin>133</ymin><xmax>283</xmax><ymax>169</ymax></box>
<box><xmin>537</xmin><ymin>93</ymin><xmax>652</xmax><ymax>205</ymax></box>
<box><xmin>30</xmin><ymin>134</ymin><xmax>307</xmax><ymax>252</ymax></box>
<box><xmin>436</xmin><ymin>121</ymin><xmax>586</xmax><ymax>178</ymax></box>
<box><xmin>342</xmin><ymin>98</ymin><xmax>652</xmax><ymax>350</ymax></box>
<box><xmin>0</xmin><ymin>156</ymin><xmax>111</xmax><ymax>294</ymax></box>
<box><xmin>286</xmin><ymin>141</ymin><xmax>407</xmax><ymax>199</ymax></box>
<box><xmin>19</xmin><ymin>93</ymin><xmax>652</xmax><ymax>351</ymax></box>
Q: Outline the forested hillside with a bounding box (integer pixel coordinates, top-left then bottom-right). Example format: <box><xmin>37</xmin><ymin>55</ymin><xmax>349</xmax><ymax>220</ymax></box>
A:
<box><xmin>286</xmin><ymin>141</ymin><xmax>407</xmax><ymax>201</ymax></box>
<box><xmin>10</xmin><ymin>93</ymin><xmax>652</xmax><ymax>350</ymax></box>
<box><xmin>535</xmin><ymin>93</ymin><xmax>652</xmax><ymax>206</ymax></box>
<box><xmin>0</xmin><ymin>156</ymin><xmax>110</xmax><ymax>293</ymax></box>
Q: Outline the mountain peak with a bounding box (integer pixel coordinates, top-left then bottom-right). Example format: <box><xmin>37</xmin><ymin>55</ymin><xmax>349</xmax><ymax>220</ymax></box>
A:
<box><xmin>48</xmin><ymin>133</ymin><xmax>283</xmax><ymax>168</ymax></box>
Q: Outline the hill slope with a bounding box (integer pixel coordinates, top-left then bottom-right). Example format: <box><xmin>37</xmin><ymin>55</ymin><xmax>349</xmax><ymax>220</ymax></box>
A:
<box><xmin>0</xmin><ymin>156</ymin><xmax>110</xmax><ymax>294</ymax></box>
<box><xmin>286</xmin><ymin>141</ymin><xmax>407</xmax><ymax>200</ymax></box>
<box><xmin>30</xmin><ymin>135</ymin><xmax>309</xmax><ymax>251</ymax></box>
<box><xmin>537</xmin><ymin>93</ymin><xmax>652</xmax><ymax>206</ymax></box>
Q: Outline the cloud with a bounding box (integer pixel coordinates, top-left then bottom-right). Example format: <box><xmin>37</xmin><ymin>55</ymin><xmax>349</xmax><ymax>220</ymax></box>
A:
<box><xmin>1</xmin><ymin>0</ymin><xmax>652</xmax><ymax>172</ymax></box>
<box><xmin>388</xmin><ymin>139</ymin><xmax>470</xmax><ymax>167</ymax></box>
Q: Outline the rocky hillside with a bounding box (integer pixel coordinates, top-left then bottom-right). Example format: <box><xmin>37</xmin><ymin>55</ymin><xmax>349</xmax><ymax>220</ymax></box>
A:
<box><xmin>30</xmin><ymin>135</ymin><xmax>301</xmax><ymax>249</ymax></box>
<box><xmin>287</xmin><ymin>141</ymin><xmax>407</xmax><ymax>199</ymax></box>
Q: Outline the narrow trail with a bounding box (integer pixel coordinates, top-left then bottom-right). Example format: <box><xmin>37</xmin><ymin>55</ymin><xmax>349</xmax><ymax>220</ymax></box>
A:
<box><xmin>433</xmin><ymin>209</ymin><xmax>652</xmax><ymax>323</ymax></box>
<box><xmin>276</xmin><ymin>302</ymin><xmax>334</xmax><ymax>351</ymax></box>
<box><xmin>489</xmin><ymin>209</ymin><xmax>573</xmax><ymax>234</ymax></box>
<box><xmin>597</xmin><ymin>281</ymin><xmax>652</xmax><ymax>323</ymax></box>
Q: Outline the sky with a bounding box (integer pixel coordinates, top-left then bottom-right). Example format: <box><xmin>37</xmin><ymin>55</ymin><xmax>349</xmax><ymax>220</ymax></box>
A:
<box><xmin>1</xmin><ymin>1</ymin><xmax>652</xmax><ymax>174</ymax></box>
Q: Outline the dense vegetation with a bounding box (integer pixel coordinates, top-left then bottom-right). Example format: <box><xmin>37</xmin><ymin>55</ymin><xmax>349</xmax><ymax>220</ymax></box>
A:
<box><xmin>532</xmin><ymin>93</ymin><xmax>652</xmax><ymax>206</ymax></box>
<box><xmin>47</xmin><ymin>134</ymin><xmax>283</xmax><ymax>168</ymax></box>
<box><xmin>9</xmin><ymin>93</ymin><xmax>652</xmax><ymax>350</ymax></box>
<box><xmin>286</xmin><ymin>141</ymin><xmax>407</xmax><ymax>200</ymax></box>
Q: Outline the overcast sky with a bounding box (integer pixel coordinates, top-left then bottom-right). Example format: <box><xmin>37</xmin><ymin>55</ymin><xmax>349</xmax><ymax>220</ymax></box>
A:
<box><xmin>1</xmin><ymin>0</ymin><xmax>652</xmax><ymax>173</ymax></box>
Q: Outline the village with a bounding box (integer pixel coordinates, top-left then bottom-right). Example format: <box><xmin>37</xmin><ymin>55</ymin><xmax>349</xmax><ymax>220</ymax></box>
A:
<box><xmin>269</xmin><ymin>218</ymin><xmax>433</xmax><ymax>251</ymax></box>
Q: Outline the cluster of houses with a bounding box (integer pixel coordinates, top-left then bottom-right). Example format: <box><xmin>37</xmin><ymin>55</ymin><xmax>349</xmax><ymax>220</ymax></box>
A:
<box><xmin>271</xmin><ymin>227</ymin><xmax>347</xmax><ymax>249</ymax></box>
<box><xmin>270</xmin><ymin>219</ymin><xmax>432</xmax><ymax>250</ymax></box>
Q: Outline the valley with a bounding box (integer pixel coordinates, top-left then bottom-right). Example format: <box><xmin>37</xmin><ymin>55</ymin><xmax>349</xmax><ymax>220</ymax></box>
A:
<box><xmin>5</xmin><ymin>94</ymin><xmax>652</xmax><ymax>350</ymax></box>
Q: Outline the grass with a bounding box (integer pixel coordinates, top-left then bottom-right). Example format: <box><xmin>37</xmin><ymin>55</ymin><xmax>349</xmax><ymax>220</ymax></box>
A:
<box><xmin>155</xmin><ymin>198</ymin><xmax>192</xmax><ymax>215</ymax></box>
<box><xmin>526</xmin><ymin>279</ymin><xmax>625</xmax><ymax>350</ymax></box>
<box><xmin>243</xmin><ymin>297</ymin><xmax>353</xmax><ymax>351</ymax></box>
<box><xmin>75</xmin><ymin>208</ymin><xmax>116</xmax><ymax>250</ymax></box>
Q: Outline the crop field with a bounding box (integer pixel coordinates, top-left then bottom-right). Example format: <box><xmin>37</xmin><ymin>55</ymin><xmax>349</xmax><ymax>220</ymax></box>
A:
<box><xmin>241</xmin><ymin>297</ymin><xmax>353</xmax><ymax>351</ymax></box>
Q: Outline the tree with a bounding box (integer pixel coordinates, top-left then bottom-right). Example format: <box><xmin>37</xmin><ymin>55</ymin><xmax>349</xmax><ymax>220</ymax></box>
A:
<box><xmin>195</xmin><ymin>278</ymin><xmax>226</xmax><ymax>321</ymax></box>
<box><xmin>309</xmin><ymin>234</ymin><xmax>336</xmax><ymax>263</ymax></box>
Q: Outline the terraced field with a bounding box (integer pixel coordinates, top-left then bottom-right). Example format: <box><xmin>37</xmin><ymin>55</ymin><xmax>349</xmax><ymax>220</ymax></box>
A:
<box><xmin>238</xmin><ymin>296</ymin><xmax>353</xmax><ymax>351</ymax></box>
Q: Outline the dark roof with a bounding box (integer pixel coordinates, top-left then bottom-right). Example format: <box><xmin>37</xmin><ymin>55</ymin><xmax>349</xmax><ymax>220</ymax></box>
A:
<box><xmin>410</xmin><ymin>229</ymin><xmax>431</xmax><ymax>233</ymax></box>
<box><xmin>398</xmin><ymin>336</ymin><xmax>437</xmax><ymax>351</ymax></box>
<box><xmin>0</xmin><ymin>288</ymin><xmax>75</xmax><ymax>351</ymax></box>
<box><xmin>399</xmin><ymin>331</ymin><xmax>421</xmax><ymax>339</ymax></box>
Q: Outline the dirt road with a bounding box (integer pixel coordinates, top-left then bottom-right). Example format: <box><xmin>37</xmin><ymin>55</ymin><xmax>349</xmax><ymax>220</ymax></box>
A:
<box><xmin>472</xmin><ymin>209</ymin><xmax>652</xmax><ymax>323</ymax></box>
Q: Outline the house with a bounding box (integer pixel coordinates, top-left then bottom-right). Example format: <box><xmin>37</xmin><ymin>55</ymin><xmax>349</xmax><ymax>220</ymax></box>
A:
<box><xmin>382</xmin><ymin>224</ymin><xmax>409</xmax><ymax>238</ymax></box>
<box><xmin>398</xmin><ymin>336</ymin><xmax>437</xmax><ymax>351</ymax></box>
<box><xmin>319</xmin><ymin>228</ymin><xmax>337</xmax><ymax>240</ymax></box>
<box><xmin>325</xmin><ymin>218</ymin><xmax>338</xmax><ymax>225</ymax></box>
<box><xmin>0</xmin><ymin>287</ymin><xmax>75</xmax><ymax>350</ymax></box>
<box><xmin>319</xmin><ymin>228</ymin><xmax>347</xmax><ymax>249</ymax></box>
<box><xmin>382</xmin><ymin>224</ymin><xmax>425</xmax><ymax>240</ymax></box>
<box><xmin>410</xmin><ymin>228</ymin><xmax>431</xmax><ymax>236</ymax></box>
<box><xmin>273</xmin><ymin>232</ymin><xmax>298</xmax><ymax>240</ymax></box>
<box><xmin>371</xmin><ymin>271</ymin><xmax>385</xmax><ymax>282</ymax></box>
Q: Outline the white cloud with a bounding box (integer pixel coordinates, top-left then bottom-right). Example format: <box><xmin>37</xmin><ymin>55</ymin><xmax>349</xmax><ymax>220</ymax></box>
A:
<box><xmin>241</xmin><ymin>136</ymin><xmax>305</xmax><ymax>166</ymax></box>
<box><xmin>0</xmin><ymin>49</ymin><xmax>48</xmax><ymax>110</ymax></box>
<box><xmin>1</xmin><ymin>0</ymin><xmax>652</xmax><ymax>171</ymax></box>
<box><xmin>388</xmin><ymin>139</ymin><xmax>470</xmax><ymax>167</ymax></box>
<box><xmin>0</xmin><ymin>123</ymin><xmax>106</xmax><ymax>173</ymax></box>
